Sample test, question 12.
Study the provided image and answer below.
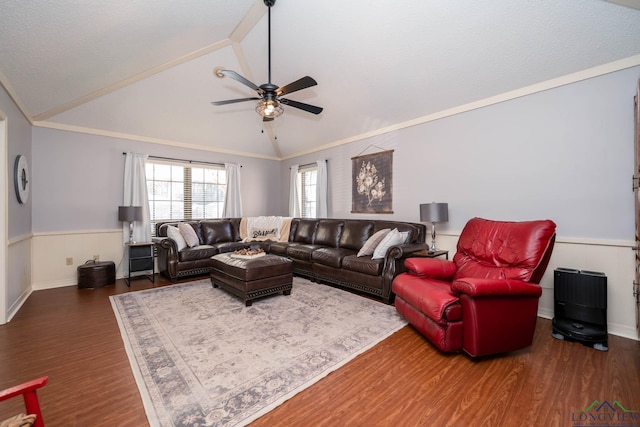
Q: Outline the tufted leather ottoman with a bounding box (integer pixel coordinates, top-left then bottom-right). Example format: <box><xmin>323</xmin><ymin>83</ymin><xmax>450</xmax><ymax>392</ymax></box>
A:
<box><xmin>210</xmin><ymin>253</ymin><xmax>293</xmax><ymax>306</ymax></box>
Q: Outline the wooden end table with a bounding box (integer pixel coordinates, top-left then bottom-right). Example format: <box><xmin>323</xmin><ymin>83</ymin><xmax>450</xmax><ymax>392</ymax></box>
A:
<box><xmin>411</xmin><ymin>249</ymin><xmax>449</xmax><ymax>260</ymax></box>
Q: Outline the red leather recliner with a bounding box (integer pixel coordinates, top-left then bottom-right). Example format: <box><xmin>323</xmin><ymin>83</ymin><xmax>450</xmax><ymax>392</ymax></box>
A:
<box><xmin>392</xmin><ymin>217</ymin><xmax>556</xmax><ymax>357</ymax></box>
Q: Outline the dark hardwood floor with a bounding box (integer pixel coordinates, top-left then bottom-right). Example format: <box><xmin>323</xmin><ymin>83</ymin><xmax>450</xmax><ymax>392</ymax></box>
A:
<box><xmin>0</xmin><ymin>274</ymin><xmax>639</xmax><ymax>426</ymax></box>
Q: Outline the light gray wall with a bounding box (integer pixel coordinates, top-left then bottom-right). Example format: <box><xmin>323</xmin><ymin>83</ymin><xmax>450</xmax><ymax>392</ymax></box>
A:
<box><xmin>282</xmin><ymin>66</ymin><xmax>639</xmax><ymax>241</ymax></box>
<box><xmin>2</xmin><ymin>84</ymin><xmax>33</xmax><ymax>315</ymax></box>
<box><xmin>1</xmin><ymin>86</ymin><xmax>32</xmax><ymax>239</ymax></box>
<box><xmin>32</xmin><ymin>128</ymin><xmax>282</xmax><ymax>233</ymax></box>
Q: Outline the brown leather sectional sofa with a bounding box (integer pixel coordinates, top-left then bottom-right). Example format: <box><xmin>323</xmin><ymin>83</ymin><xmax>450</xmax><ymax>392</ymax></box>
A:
<box><xmin>155</xmin><ymin>218</ymin><xmax>426</xmax><ymax>303</ymax></box>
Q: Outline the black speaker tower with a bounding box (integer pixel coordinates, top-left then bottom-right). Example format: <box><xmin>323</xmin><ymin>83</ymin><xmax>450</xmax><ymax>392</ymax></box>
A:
<box><xmin>552</xmin><ymin>268</ymin><xmax>608</xmax><ymax>351</ymax></box>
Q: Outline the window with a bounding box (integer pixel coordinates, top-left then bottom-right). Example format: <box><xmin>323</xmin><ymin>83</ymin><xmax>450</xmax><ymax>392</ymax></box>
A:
<box><xmin>298</xmin><ymin>165</ymin><xmax>317</xmax><ymax>218</ymax></box>
<box><xmin>146</xmin><ymin>160</ymin><xmax>226</xmax><ymax>233</ymax></box>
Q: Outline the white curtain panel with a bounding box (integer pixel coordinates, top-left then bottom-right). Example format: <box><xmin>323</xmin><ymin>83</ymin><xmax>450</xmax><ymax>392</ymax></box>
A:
<box><xmin>289</xmin><ymin>165</ymin><xmax>301</xmax><ymax>217</ymax></box>
<box><xmin>123</xmin><ymin>152</ymin><xmax>151</xmax><ymax>248</ymax></box>
<box><xmin>316</xmin><ymin>160</ymin><xmax>328</xmax><ymax>218</ymax></box>
<box><xmin>222</xmin><ymin>163</ymin><xmax>243</xmax><ymax>217</ymax></box>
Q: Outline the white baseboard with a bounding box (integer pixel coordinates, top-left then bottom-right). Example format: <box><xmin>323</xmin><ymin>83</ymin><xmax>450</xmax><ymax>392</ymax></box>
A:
<box><xmin>32</xmin><ymin>272</ymin><xmax>127</xmax><ymax>291</ymax></box>
<box><xmin>32</xmin><ymin>279</ymin><xmax>76</xmax><ymax>291</ymax></box>
<box><xmin>7</xmin><ymin>286</ymin><xmax>33</xmax><ymax>322</ymax></box>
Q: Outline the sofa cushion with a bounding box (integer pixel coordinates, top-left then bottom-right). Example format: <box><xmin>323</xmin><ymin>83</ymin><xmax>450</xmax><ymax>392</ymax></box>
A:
<box><xmin>314</xmin><ymin>220</ymin><xmax>344</xmax><ymax>247</ymax></box>
<box><xmin>357</xmin><ymin>228</ymin><xmax>391</xmax><ymax>257</ymax></box>
<box><xmin>269</xmin><ymin>241</ymin><xmax>293</xmax><ymax>256</ymax></box>
<box><xmin>312</xmin><ymin>247</ymin><xmax>356</xmax><ymax>268</ymax></box>
<box><xmin>179</xmin><ymin>222</ymin><xmax>200</xmax><ymax>247</ymax></box>
<box><xmin>340</xmin><ymin>220</ymin><xmax>375</xmax><ymax>251</ymax></box>
<box><xmin>0</xmin><ymin>413</ymin><xmax>37</xmax><ymax>427</ymax></box>
<box><xmin>293</xmin><ymin>220</ymin><xmax>318</xmax><ymax>244</ymax></box>
<box><xmin>372</xmin><ymin>228</ymin><xmax>405</xmax><ymax>259</ymax></box>
<box><xmin>201</xmin><ymin>220</ymin><xmax>235</xmax><ymax>245</ymax></box>
<box><xmin>342</xmin><ymin>255</ymin><xmax>384</xmax><ymax>276</ymax></box>
<box><xmin>287</xmin><ymin>244</ymin><xmax>321</xmax><ymax>262</ymax></box>
<box><xmin>167</xmin><ymin>225</ymin><xmax>187</xmax><ymax>251</ymax></box>
<box><xmin>214</xmin><ymin>241</ymin><xmax>250</xmax><ymax>253</ymax></box>
<box><xmin>178</xmin><ymin>245</ymin><xmax>218</xmax><ymax>262</ymax></box>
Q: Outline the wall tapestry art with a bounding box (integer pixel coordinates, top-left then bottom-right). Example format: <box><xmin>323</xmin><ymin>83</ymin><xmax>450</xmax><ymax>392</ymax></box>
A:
<box><xmin>351</xmin><ymin>149</ymin><xmax>393</xmax><ymax>214</ymax></box>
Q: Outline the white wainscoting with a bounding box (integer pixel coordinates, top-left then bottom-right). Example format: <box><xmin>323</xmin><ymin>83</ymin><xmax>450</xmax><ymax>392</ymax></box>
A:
<box><xmin>7</xmin><ymin>234</ymin><xmax>32</xmax><ymax>322</ymax></box>
<box><xmin>436</xmin><ymin>233</ymin><xmax>637</xmax><ymax>340</ymax></box>
<box><xmin>32</xmin><ymin>229</ymin><xmax>126</xmax><ymax>290</ymax></box>
<box><xmin>29</xmin><ymin>230</ymin><xmax>639</xmax><ymax>340</ymax></box>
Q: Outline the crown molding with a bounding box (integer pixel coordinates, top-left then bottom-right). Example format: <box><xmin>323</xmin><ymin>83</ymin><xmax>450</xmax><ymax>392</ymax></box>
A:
<box><xmin>27</xmin><ymin>53</ymin><xmax>640</xmax><ymax>162</ymax></box>
<box><xmin>33</xmin><ymin>120</ymin><xmax>280</xmax><ymax>161</ymax></box>
<box><xmin>0</xmin><ymin>70</ymin><xmax>33</xmax><ymax>125</ymax></box>
<box><xmin>282</xmin><ymin>54</ymin><xmax>640</xmax><ymax>160</ymax></box>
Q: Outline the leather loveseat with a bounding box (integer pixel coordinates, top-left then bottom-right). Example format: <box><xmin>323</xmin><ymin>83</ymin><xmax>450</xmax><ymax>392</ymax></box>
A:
<box><xmin>392</xmin><ymin>217</ymin><xmax>556</xmax><ymax>357</ymax></box>
<box><xmin>155</xmin><ymin>218</ymin><xmax>426</xmax><ymax>303</ymax></box>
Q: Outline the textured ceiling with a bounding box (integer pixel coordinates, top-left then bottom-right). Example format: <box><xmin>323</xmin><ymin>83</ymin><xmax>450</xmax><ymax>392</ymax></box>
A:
<box><xmin>1</xmin><ymin>0</ymin><xmax>640</xmax><ymax>159</ymax></box>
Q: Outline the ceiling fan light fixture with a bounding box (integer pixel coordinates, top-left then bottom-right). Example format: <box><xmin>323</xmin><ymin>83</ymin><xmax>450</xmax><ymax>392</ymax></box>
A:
<box><xmin>256</xmin><ymin>99</ymin><xmax>283</xmax><ymax>118</ymax></box>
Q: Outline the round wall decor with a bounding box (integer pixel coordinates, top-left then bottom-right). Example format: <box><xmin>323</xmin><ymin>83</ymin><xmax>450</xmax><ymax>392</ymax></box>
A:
<box><xmin>14</xmin><ymin>154</ymin><xmax>30</xmax><ymax>204</ymax></box>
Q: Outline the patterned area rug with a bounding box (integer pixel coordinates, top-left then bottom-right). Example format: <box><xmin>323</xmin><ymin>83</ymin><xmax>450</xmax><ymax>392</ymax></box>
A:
<box><xmin>110</xmin><ymin>277</ymin><xmax>406</xmax><ymax>426</ymax></box>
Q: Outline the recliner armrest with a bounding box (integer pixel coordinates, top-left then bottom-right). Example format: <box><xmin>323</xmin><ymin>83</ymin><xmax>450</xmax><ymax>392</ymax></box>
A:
<box><xmin>451</xmin><ymin>277</ymin><xmax>542</xmax><ymax>298</ymax></box>
<box><xmin>404</xmin><ymin>258</ymin><xmax>457</xmax><ymax>281</ymax></box>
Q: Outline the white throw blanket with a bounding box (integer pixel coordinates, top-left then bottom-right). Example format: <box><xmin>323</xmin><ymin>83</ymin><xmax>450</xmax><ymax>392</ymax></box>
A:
<box><xmin>240</xmin><ymin>216</ymin><xmax>293</xmax><ymax>242</ymax></box>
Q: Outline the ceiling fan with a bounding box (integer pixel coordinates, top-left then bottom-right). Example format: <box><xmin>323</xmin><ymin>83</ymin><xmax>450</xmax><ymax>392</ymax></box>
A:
<box><xmin>211</xmin><ymin>0</ymin><xmax>322</xmax><ymax>122</ymax></box>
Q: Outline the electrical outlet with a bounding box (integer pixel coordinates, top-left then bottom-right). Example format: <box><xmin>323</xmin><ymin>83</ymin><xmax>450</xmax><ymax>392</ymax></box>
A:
<box><xmin>93</xmin><ymin>255</ymin><xmax>100</xmax><ymax>262</ymax></box>
<box><xmin>66</xmin><ymin>257</ymin><xmax>73</xmax><ymax>265</ymax></box>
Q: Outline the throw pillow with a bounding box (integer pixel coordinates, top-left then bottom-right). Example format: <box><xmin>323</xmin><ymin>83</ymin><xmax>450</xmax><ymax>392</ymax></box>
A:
<box><xmin>178</xmin><ymin>223</ymin><xmax>199</xmax><ymax>248</ymax></box>
<box><xmin>372</xmin><ymin>228</ymin><xmax>405</xmax><ymax>260</ymax></box>
<box><xmin>167</xmin><ymin>225</ymin><xmax>187</xmax><ymax>251</ymax></box>
<box><xmin>399</xmin><ymin>230</ymin><xmax>410</xmax><ymax>243</ymax></box>
<box><xmin>357</xmin><ymin>228</ymin><xmax>391</xmax><ymax>257</ymax></box>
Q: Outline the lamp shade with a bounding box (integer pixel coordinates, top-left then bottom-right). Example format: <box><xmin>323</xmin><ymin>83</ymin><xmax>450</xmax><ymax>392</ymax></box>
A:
<box><xmin>420</xmin><ymin>203</ymin><xmax>449</xmax><ymax>223</ymax></box>
<box><xmin>118</xmin><ymin>206</ymin><xmax>142</xmax><ymax>222</ymax></box>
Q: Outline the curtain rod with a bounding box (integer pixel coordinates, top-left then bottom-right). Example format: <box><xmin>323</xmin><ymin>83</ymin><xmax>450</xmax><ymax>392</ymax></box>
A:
<box><xmin>290</xmin><ymin>159</ymin><xmax>327</xmax><ymax>169</ymax></box>
<box><xmin>122</xmin><ymin>153</ymin><xmax>241</xmax><ymax>167</ymax></box>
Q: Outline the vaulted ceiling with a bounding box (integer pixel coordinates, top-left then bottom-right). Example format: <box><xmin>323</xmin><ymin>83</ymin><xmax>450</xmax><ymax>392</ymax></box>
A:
<box><xmin>1</xmin><ymin>0</ymin><xmax>640</xmax><ymax>159</ymax></box>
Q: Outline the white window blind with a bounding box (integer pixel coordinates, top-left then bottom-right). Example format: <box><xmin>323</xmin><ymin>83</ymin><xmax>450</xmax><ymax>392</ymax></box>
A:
<box><xmin>146</xmin><ymin>160</ymin><xmax>227</xmax><ymax>234</ymax></box>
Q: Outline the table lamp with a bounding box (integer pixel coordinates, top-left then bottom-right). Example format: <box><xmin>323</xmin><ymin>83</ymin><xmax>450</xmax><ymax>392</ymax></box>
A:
<box><xmin>420</xmin><ymin>202</ymin><xmax>449</xmax><ymax>253</ymax></box>
<box><xmin>119</xmin><ymin>206</ymin><xmax>142</xmax><ymax>244</ymax></box>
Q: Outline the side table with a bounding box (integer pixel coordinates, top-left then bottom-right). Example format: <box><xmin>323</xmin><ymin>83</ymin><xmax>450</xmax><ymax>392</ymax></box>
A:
<box><xmin>125</xmin><ymin>242</ymin><xmax>155</xmax><ymax>286</ymax></box>
<box><xmin>411</xmin><ymin>249</ymin><xmax>449</xmax><ymax>260</ymax></box>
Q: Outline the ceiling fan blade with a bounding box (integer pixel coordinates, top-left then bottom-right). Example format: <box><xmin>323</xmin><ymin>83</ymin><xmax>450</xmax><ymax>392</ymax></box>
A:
<box><xmin>280</xmin><ymin>98</ymin><xmax>323</xmax><ymax>115</ymax></box>
<box><xmin>276</xmin><ymin>76</ymin><xmax>318</xmax><ymax>96</ymax></box>
<box><xmin>217</xmin><ymin>69</ymin><xmax>262</xmax><ymax>93</ymax></box>
<box><xmin>211</xmin><ymin>97</ymin><xmax>260</xmax><ymax>106</ymax></box>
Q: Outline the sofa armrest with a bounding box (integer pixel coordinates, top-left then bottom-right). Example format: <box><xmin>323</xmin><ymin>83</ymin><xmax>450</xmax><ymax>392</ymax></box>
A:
<box><xmin>155</xmin><ymin>236</ymin><xmax>177</xmax><ymax>252</ymax></box>
<box><xmin>451</xmin><ymin>277</ymin><xmax>542</xmax><ymax>298</ymax></box>
<box><xmin>154</xmin><ymin>237</ymin><xmax>179</xmax><ymax>279</ymax></box>
<box><xmin>385</xmin><ymin>242</ymin><xmax>427</xmax><ymax>259</ymax></box>
<box><xmin>379</xmin><ymin>243</ymin><xmax>433</xmax><ymax>303</ymax></box>
<box><xmin>404</xmin><ymin>258</ymin><xmax>457</xmax><ymax>281</ymax></box>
